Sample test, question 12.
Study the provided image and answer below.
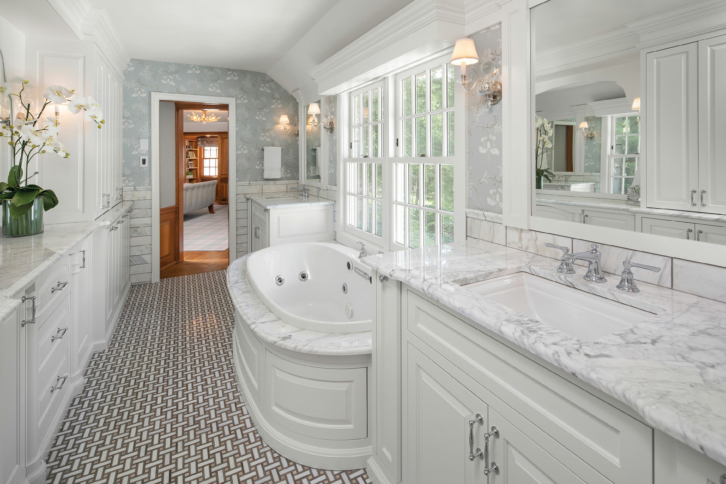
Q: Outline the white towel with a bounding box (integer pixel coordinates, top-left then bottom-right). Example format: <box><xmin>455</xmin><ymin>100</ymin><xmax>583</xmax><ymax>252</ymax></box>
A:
<box><xmin>263</xmin><ymin>147</ymin><xmax>282</xmax><ymax>179</ymax></box>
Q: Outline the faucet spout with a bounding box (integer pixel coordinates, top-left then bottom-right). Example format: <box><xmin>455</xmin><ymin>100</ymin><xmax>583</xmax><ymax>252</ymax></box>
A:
<box><xmin>567</xmin><ymin>244</ymin><xmax>607</xmax><ymax>283</ymax></box>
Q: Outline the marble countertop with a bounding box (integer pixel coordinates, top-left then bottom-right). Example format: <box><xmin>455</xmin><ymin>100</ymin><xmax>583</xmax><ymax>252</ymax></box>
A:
<box><xmin>538</xmin><ymin>195</ymin><xmax>726</xmax><ymax>223</ymax></box>
<box><xmin>226</xmin><ymin>255</ymin><xmax>371</xmax><ymax>356</ymax></box>
<box><xmin>361</xmin><ymin>240</ymin><xmax>726</xmax><ymax>467</ymax></box>
<box><xmin>0</xmin><ymin>202</ymin><xmax>133</xmax><ymax>304</ymax></box>
<box><xmin>247</xmin><ymin>195</ymin><xmax>334</xmax><ymax>210</ymax></box>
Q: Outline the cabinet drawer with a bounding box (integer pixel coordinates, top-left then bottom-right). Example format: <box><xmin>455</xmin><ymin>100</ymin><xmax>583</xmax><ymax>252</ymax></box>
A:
<box><xmin>36</xmin><ymin>256</ymin><xmax>71</xmax><ymax>325</ymax></box>
<box><xmin>405</xmin><ymin>289</ymin><xmax>653</xmax><ymax>484</ymax></box>
<box><xmin>37</xmin><ymin>338</ymin><xmax>69</xmax><ymax>433</ymax></box>
<box><xmin>38</xmin><ymin>295</ymin><xmax>71</xmax><ymax>374</ymax></box>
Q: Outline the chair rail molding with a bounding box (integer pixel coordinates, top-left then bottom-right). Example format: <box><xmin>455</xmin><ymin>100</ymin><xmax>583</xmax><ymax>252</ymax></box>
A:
<box><xmin>310</xmin><ymin>0</ymin><xmax>467</xmax><ymax>95</ymax></box>
<box><xmin>46</xmin><ymin>0</ymin><xmax>130</xmax><ymax>78</ymax></box>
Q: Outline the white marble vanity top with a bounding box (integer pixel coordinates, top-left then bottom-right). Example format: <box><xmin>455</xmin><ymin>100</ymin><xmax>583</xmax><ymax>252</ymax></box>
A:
<box><xmin>361</xmin><ymin>240</ymin><xmax>726</xmax><ymax>467</ymax></box>
<box><xmin>0</xmin><ymin>201</ymin><xmax>134</xmax><ymax>315</ymax></box>
<box><xmin>247</xmin><ymin>194</ymin><xmax>334</xmax><ymax>210</ymax></box>
<box><xmin>226</xmin><ymin>255</ymin><xmax>371</xmax><ymax>356</ymax></box>
<box><xmin>538</xmin><ymin>194</ymin><xmax>726</xmax><ymax>223</ymax></box>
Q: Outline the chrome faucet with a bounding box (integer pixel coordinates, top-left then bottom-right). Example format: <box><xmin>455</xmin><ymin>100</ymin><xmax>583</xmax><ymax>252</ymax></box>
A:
<box><xmin>356</xmin><ymin>241</ymin><xmax>366</xmax><ymax>259</ymax></box>
<box><xmin>616</xmin><ymin>260</ymin><xmax>661</xmax><ymax>293</ymax></box>
<box><xmin>545</xmin><ymin>243</ymin><xmax>575</xmax><ymax>274</ymax></box>
<box><xmin>290</xmin><ymin>186</ymin><xmax>310</xmax><ymax>199</ymax></box>
<box><xmin>568</xmin><ymin>244</ymin><xmax>607</xmax><ymax>283</ymax></box>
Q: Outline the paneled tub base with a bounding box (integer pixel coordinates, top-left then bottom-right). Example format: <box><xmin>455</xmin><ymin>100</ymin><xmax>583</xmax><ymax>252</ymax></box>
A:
<box><xmin>232</xmin><ymin>321</ymin><xmax>372</xmax><ymax>470</ymax></box>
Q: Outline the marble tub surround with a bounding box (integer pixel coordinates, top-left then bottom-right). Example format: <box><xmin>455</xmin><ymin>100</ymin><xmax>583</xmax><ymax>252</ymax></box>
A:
<box><xmin>226</xmin><ymin>255</ymin><xmax>371</xmax><ymax>356</ymax></box>
<box><xmin>361</xmin><ymin>240</ymin><xmax>726</xmax><ymax>467</ymax></box>
<box><xmin>538</xmin><ymin>195</ymin><xmax>726</xmax><ymax>224</ymax></box>
<box><xmin>0</xmin><ymin>201</ymin><xmax>134</xmax><ymax>297</ymax></box>
<box><xmin>247</xmin><ymin>194</ymin><xmax>335</xmax><ymax>210</ymax></box>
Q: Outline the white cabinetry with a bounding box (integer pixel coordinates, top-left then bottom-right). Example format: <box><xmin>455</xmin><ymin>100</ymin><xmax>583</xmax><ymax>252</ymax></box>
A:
<box><xmin>0</xmin><ymin>304</ymin><xmax>24</xmax><ymax>484</ymax></box>
<box><xmin>583</xmin><ymin>209</ymin><xmax>635</xmax><ymax>231</ymax></box>
<box><xmin>647</xmin><ymin>34</ymin><xmax>726</xmax><ymax>215</ymax></box>
<box><xmin>642</xmin><ymin>217</ymin><xmax>726</xmax><ymax>245</ymax></box>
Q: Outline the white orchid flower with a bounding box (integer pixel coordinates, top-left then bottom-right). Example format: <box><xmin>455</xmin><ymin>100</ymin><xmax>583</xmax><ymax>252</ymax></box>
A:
<box><xmin>10</xmin><ymin>77</ymin><xmax>32</xmax><ymax>87</ymax></box>
<box><xmin>52</xmin><ymin>140</ymin><xmax>69</xmax><ymax>158</ymax></box>
<box><xmin>0</xmin><ymin>82</ymin><xmax>11</xmax><ymax>98</ymax></box>
<box><xmin>68</xmin><ymin>96</ymin><xmax>88</xmax><ymax>114</ymax></box>
<box><xmin>20</xmin><ymin>125</ymin><xmax>44</xmax><ymax>147</ymax></box>
<box><xmin>84</xmin><ymin>106</ymin><xmax>104</xmax><ymax>124</ymax></box>
<box><xmin>43</xmin><ymin>85</ymin><xmax>74</xmax><ymax>104</ymax></box>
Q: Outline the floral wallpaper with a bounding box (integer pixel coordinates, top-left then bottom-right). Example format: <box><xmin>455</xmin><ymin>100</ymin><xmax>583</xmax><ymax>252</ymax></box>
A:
<box><xmin>122</xmin><ymin>59</ymin><xmax>299</xmax><ymax>186</ymax></box>
<box><xmin>467</xmin><ymin>25</ymin><xmax>503</xmax><ymax>213</ymax></box>
<box><xmin>327</xmin><ymin>95</ymin><xmax>337</xmax><ymax>187</ymax></box>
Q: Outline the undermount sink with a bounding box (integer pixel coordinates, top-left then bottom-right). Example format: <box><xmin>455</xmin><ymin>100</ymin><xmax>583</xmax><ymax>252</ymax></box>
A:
<box><xmin>465</xmin><ymin>273</ymin><xmax>652</xmax><ymax>342</ymax></box>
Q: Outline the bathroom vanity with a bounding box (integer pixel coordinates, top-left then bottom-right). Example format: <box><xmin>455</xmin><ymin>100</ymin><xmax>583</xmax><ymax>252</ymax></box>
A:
<box><xmin>246</xmin><ymin>193</ymin><xmax>335</xmax><ymax>253</ymax></box>
<box><xmin>362</xmin><ymin>241</ymin><xmax>726</xmax><ymax>484</ymax></box>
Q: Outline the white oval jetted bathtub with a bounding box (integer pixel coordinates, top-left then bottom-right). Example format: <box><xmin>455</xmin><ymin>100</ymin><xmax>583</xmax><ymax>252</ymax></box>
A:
<box><xmin>247</xmin><ymin>242</ymin><xmax>372</xmax><ymax>333</ymax></box>
<box><xmin>226</xmin><ymin>242</ymin><xmax>373</xmax><ymax>471</ymax></box>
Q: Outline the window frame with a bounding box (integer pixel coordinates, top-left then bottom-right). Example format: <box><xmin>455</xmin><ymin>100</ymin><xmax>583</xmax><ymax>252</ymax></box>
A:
<box><xmin>391</xmin><ymin>55</ymin><xmax>457</xmax><ymax>251</ymax></box>
<box><xmin>605</xmin><ymin>113</ymin><xmax>640</xmax><ymax>195</ymax></box>
<box><xmin>202</xmin><ymin>145</ymin><xmax>219</xmax><ymax>177</ymax></box>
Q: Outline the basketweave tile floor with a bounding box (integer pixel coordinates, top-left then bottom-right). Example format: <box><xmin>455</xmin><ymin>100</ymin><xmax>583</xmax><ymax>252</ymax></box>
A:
<box><xmin>45</xmin><ymin>271</ymin><xmax>371</xmax><ymax>484</ymax></box>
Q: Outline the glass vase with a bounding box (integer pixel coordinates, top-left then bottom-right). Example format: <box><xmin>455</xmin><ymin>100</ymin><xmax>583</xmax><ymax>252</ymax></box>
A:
<box><xmin>2</xmin><ymin>198</ymin><xmax>44</xmax><ymax>237</ymax></box>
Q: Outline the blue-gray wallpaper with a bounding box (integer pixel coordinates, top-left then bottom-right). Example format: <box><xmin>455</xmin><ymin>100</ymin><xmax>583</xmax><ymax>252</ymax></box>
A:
<box><xmin>122</xmin><ymin>59</ymin><xmax>299</xmax><ymax>186</ymax></box>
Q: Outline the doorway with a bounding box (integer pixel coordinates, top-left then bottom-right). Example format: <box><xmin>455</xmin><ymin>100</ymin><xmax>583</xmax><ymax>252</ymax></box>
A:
<box><xmin>158</xmin><ymin>101</ymin><xmax>230</xmax><ymax>279</ymax></box>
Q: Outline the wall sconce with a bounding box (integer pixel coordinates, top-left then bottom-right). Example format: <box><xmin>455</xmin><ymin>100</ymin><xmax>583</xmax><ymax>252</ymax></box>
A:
<box><xmin>307</xmin><ymin>103</ymin><xmax>321</xmax><ymax>127</ymax></box>
<box><xmin>280</xmin><ymin>114</ymin><xmax>298</xmax><ymax>137</ymax></box>
<box><xmin>451</xmin><ymin>38</ymin><xmax>503</xmax><ymax>108</ymax></box>
<box><xmin>579</xmin><ymin>121</ymin><xmax>597</xmax><ymax>140</ymax></box>
<box><xmin>632</xmin><ymin>97</ymin><xmax>641</xmax><ymax>121</ymax></box>
<box><xmin>323</xmin><ymin>111</ymin><xmax>334</xmax><ymax>134</ymax></box>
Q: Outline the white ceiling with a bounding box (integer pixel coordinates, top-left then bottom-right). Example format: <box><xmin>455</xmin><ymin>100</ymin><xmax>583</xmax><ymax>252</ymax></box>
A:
<box><xmin>534</xmin><ymin>0</ymin><xmax>708</xmax><ymax>53</ymax></box>
<box><xmin>87</xmin><ymin>0</ymin><xmax>339</xmax><ymax>72</ymax></box>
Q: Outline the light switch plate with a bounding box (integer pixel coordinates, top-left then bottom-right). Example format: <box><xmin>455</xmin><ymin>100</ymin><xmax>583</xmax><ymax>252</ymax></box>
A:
<box><xmin>140</xmin><ymin>155</ymin><xmax>149</xmax><ymax>167</ymax></box>
<box><xmin>139</xmin><ymin>139</ymin><xmax>148</xmax><ymax>152</ymax></box>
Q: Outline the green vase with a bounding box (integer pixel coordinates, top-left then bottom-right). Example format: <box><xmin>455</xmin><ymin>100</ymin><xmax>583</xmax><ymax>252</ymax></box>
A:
<box><xmin>536</xmin><ymin>175</ymin><xmax>543</xmax><ymax>190</ymax></box>
<box><xmin>2</xmin><ymin>198</ymin><xmax>44</xmax><ymax>237</ymax></box>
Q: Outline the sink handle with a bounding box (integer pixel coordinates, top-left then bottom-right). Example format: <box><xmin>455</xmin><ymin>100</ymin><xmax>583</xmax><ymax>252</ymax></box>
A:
<box><xmin>545</xmin><ymin>243</ymin><xmax>569</xmax><ymax>256</ymax></box>
<box><xmin>545</xmin><ymin>244</ymin><xmax>576</xmax><ymax>274</ymax></box>
<box><xmin>617</xmin><ymin>260</ymin><xmax>662</xmax><ymax>293</ymax></box>
<box><xmin>623</xmin><ymin>260</ymin><xmax>661</xmax><ymax>273</ymax></box>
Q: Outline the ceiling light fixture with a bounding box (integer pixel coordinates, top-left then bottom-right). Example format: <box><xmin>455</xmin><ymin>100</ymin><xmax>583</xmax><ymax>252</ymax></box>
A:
<box><xmin>187</xmin><ymin>110</ymin><xmax>221</xmax><ymax>124</ymax></box>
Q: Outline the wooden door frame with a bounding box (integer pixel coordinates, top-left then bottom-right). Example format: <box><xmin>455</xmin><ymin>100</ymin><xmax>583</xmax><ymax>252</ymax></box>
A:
<box><xmin>151</xmin><ymin>93</ymin><xmax>236</xmax><ymax>283</ymax></box>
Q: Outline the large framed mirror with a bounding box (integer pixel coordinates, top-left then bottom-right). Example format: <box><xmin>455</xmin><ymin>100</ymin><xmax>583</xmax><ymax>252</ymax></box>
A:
<box><xmin>531</xmin><ymin>0</ymin><xmax>726</xmax><ymax>252</ymax></box>
<box><xmin>305</xmin><ymin>100</ymin><xmax>322</xmax><ymax>182</ymax></box>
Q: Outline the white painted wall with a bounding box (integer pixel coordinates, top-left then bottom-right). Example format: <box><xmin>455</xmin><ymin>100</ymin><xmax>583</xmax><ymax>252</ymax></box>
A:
<box><xmin>159</xmin><ymin>101</ymin><xmax>176</xmax><ymax>209</ymax></box>
<box><xmin>0</xmin><ymin>14</ymin><xmax>25</xmax><ymax>180</ymax></box>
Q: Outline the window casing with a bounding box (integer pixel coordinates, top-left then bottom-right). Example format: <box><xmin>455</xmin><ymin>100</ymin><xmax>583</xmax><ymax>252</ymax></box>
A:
<box><xmin>393</xmin><ymin>56</ymin><xmax>456</xmax><ymax>249</ymax></box>
<box><xmin>608</xmin><ymin>114</ymin><xmax>640</xmax><ymax>195</ymax></box>
<box><xmin>203</xmin><ymin>146</ymin><xmax>219</xmax><ymax>177</ymax></box>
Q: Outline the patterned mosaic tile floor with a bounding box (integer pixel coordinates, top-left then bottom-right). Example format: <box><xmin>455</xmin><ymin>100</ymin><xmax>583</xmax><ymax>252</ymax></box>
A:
<box><xmin>45</xmin><ymin>271</ymin><xmax>371</xmax><ymax>484</ymax></box>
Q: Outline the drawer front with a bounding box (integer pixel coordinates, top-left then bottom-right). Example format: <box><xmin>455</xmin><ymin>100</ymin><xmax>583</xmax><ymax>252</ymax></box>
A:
<box><xmin>405</xmin><ymin>290</ymin><xmax>653</xmax><ymax>484</ymax></box>
<box><xmin>37</xmin><ymin>340</ymin><xmax>70</xmax><ymax>433</ymax></box>
<box><xmin>38</xmin><ymin>295</ymin><xmax>71</xmax><ymax>374</ymax></box>
<box><xmin>36</xmin><ymin>256</ymin><xmax>71</xmax><ymax>325</ymax></box>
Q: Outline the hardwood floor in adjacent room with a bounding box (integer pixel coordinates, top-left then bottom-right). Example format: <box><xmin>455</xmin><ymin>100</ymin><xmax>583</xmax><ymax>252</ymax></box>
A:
<box><xmin>161</xmin><ymin>250</ymin><xmax>229</xmax><ymax>279</ymax></box>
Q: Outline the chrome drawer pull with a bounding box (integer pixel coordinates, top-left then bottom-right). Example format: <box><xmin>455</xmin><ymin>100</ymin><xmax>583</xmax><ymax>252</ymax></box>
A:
<box><xmin>686</xmin><ymin>228</ymin><xmax>693</xmax><ymax>240</ymax></box>
<box><xmin>379</xmin><ymin>275</ymin><xmax>389</xmax><ymax>283</ymax></box>
<box><xmin>51</xmin><ymin>281</ymin><xmax>69</xmax><ymax>293</ymax></box>
<box><xmin>51</xmin><ymin>327</ymin><xmax>69</xmax><ymax>342</ymax></box>
<box><xmin>50</xmin><ymin>375</ymin><xmax>68</xmax><ymax>393</ymax></box>
<box><xmin>21</xmin><ymin>296</ymin><xmax>36</xmax><ymax>327</ymax></box>
<box><xmin>80</xmin><ymin>249</ymin><xmax>86</xmax><ymax>269</ymax></box>
<box><xmin>254</xmin><ymin>227</ymin><xmax>260</xmax><ymax>239</ymax></box>
<box><xmin>483</xmin><ymin>426</ymin><xmax>500</xmax><ymax>476</ymax></box>
<box><xmin>468</xmin><ymin>414</ymin><xmax>484</xmax><ymax>461</ymax></box>
<box><xmin>691</xmin><ymin>189</ymin><xmax>697</xmax><ymax>206</ymax></box>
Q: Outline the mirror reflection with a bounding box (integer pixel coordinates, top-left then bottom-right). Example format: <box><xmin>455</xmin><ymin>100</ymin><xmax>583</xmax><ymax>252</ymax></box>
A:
<box><xmin>532</xmin><ymin>0</ymin><xmax>726</xmax><ymax>246</ymax></box>
<box><xmin>305</xmin><ymin>101</ymin><xmax>322</xmax><ymax>181</ymax></box>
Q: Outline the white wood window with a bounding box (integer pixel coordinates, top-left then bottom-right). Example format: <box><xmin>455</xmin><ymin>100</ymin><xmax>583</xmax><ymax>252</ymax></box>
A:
<box><xmin>393</xmin><ymin>56</ymin><xmax>456</xmax><ymax>249</ymax></box>
<box><xmin>345</xmin><ymin>81</ymin><xmax>387</xmax><ymax>244</ymax></box>
<box><xmin>203</xmin><ymin>146</ymin><xmax>219</xmax><ymax>177</ymax></box>
<box><xmin>607</xmin><ymin>114</ymin><xmax>640</xmax><ymax>195</ymax></box>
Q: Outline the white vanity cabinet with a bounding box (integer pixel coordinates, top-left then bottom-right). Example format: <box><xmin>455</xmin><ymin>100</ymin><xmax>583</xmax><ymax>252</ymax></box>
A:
<box><xmin>0</xmin><ymin>304</ymin><xmax>24</xmax><ymax>484</ymax></box>
<box><xmin>583</xmin><ymin>209</ymin><xmax>635</xmax><ymax>231</ymax></box>
<box><xmin>646</xmin><ymin>34</ymin><xmax>726</xmax><ymax>215</ymax></box>
<box><xmin>641</xmin><ymin>217</ymin><xmax>726</xmax><ymax>245</ymax></box>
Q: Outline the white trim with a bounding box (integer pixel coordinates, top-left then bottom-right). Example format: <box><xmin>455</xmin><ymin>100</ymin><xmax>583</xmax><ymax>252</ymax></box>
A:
<box><xmin>150</xmin><ymin>93</ymin><xmax>237</xmax><ymax>283</ymax></box>
<box><xmin>588</xmin><ymin>98</ymin><xmax>634</xmax><ymax>117</ymax></box>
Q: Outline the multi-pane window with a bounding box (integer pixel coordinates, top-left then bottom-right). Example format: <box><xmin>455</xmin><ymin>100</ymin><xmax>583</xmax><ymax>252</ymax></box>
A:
<box><xmin>393</xmin><ymin>57</ymin><xmax>455</xmax><ymax>248</ymax></box>
<box><xmin>203</xmin><ymin>146</ymin><xmax>219</xmax><ymax>177</ymax></box>
<box><xmin>347</xmin><ymin>83</ymin><xmax>385</xmax><ymax>236</ymax></box>
<box><xmin>610</xmin><ymin>115</ymin><xmax>640</xmax><ymax>194</ymax></box>
<box><xmin>347</xmin><ymin>161</ymin><xmax>384</xmax><ymax>237</ymax></box>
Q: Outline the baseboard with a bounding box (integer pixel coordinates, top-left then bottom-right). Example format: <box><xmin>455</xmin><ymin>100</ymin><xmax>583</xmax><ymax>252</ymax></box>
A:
<box><xmin>232</xmin><ymin>347</ymin><xmax>372</xmax><ymax>471</ymax></box>
<box><xmin>105</xmin><ymin>281</ymin><xmax>130</xmax><ymax>342</ymax></box>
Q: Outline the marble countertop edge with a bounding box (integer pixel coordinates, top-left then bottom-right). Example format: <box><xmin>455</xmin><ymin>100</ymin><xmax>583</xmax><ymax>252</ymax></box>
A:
<box><xmin>246</xmin><ymin>195</ymin><xmax>335</xmax><ymax>210</ymax></box>
<box><xmin>226</xmin><ymin>255</ymin><xmax>372</xmax><ymax>356</ymax></box>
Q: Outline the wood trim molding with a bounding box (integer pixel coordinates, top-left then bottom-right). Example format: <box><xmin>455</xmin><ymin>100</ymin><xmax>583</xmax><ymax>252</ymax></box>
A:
<box><xmin>176</xmin><ymin>105</ymin><xmax>185</xmax><ymax>262</ymax></box>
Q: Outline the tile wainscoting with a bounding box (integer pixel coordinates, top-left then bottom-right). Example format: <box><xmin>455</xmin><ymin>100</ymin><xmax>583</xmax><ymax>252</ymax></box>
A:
<box><xmin>466</xmin><ymin>209</ymin><xmax>726</xmax><ymax>303</ymax></box>
<box><xmin>124</xmin><ymin>186</ymin><xmax>153</xmax><ymax>285</ymax></box>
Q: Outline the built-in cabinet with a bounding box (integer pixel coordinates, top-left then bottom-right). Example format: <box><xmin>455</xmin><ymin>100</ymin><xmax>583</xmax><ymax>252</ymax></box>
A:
<box><xmin>367</xmin><ymin>276</ymin><xmax>726</xmax><ymax>484</ymax></box>
<box><xmin>646</xmin><ymin>34</ymin><xmax>726</xmax><ymax>215</ymax></box>
<box><xmin>0</xmin><ymin>215</ymin><xmax>130</xmax><ymax>484</ymax></box>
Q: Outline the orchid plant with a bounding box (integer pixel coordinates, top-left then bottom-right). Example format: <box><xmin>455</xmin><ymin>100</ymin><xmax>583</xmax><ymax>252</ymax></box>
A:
<box><xmin>0</xmin><ymin>79</ymin><xmax>104</xmax><ymax>218</ymax></box>
<box><xmin>535</xmin><ymin>116</ymin><xmax>555</xmax><ymax>185</ymax></box>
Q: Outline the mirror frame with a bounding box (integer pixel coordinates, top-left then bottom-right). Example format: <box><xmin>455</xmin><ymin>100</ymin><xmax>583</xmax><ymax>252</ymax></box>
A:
<box><xmin>516</xmin><ymin>0</ymin><xmax>726</xmax><ymax>267</ymax></box>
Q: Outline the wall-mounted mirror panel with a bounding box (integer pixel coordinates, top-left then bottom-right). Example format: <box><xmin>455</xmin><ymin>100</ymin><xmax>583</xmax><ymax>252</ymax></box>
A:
<box><xmin>532</xmin><ymin>0</ymin><xmax>726</xmax><ymax>247</ymax></box>
<box><xmin>305</xmin><ymin>100</ymin><xmax>322</xmax><ymax>181</ymax></box>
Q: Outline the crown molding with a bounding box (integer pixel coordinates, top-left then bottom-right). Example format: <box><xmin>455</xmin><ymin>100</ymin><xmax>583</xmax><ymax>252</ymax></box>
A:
<box><xmin>310</xmin><ymin>0</ymin><xmax>465</xmax><ymax>95</ymax></box>
<box><xmin>587</xmin><ymin>97</ymin><xmax>632</xmax><ymax>117</ymax></box>
<box><xmin>47</xmin><ymin>0</ymin><xmax>130</xmax><ymax>79</ymax></box>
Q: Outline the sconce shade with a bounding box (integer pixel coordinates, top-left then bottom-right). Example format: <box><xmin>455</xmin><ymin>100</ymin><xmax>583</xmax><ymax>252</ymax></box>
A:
<box><xmin>279</xmin><ymin>114</ymin><xmax>290</xmax><ymax>124</ymax></box>
<box><xmin>307</xmin><ymin>103</ymin><xmax>321</xmax><ymax>115</ymax></box>
<box><xmin>579</xmin><ymin>121</ymin><xmax>589</xmax><ymax>129</ymax></box>
<box><xmin>632</xmin><ymin>97</ymin><xmax>641</xmax><ymax>111</ymax></box>
<box><xmin>450</xmin><ymin>39</ymin><xmax>479</xmax><ymax>66</ymax></box>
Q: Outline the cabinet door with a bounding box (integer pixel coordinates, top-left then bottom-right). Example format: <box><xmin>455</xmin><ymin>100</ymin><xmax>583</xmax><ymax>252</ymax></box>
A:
<box><xmin>642</xmin><ymin>218</ymin><xmax>695</xmax><ymax>240</ymax></box>
<box><xmin>0</xmin><ymin>306</ymin><xmax>24</xmax><ymax>484</ymax></box>
<box><xmin>646</xmin><ymin>42</ymin><xmax>699</xmax><ymax>211</ymax></box>
<box><xmin>535</xmin><ymin>205</ymin><xmax>578</xmax><ymax>222</ymax></box>
<box><xmin>583</xmin><ymin>209</ymin><xmax>635</xmax><ymax>231</ymax></box>
<box><xmin>699</xmin><ymin>35</ymin><xmax>726</xmax><ymax>215</ymax></box>
<box><xmin>406</xmin><ymin>346</ymin><xmax>488</xmax><ymax>484</ymax></box>
<box><xmin>70</xmin><ymin>241</ymin><xmax>93</xmax><ymax>380</ymax></box>
<box><xmin>489</xmin><ymin>408</ymin><xmax>586</xmax><ymax>484</ymax></box>
<box><xmin>695</xmin><ymin>223</ymin><xmax>726</xmax><ymax>245</ymax></box>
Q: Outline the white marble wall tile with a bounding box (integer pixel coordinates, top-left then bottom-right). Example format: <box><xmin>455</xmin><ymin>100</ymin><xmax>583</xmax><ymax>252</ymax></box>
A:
<box><xmin>673</xmin><ymin>259</ymin><xmax>726</xmax><ymax>303</ymax></box>
<box><xmin>130</xmin><ymin>209</ymin><xmax>151</xmax><ymax>219</ymax></box>
<box><xmin>130</xmin><ymin>255</ymin><xmax>150</xmax><ymax>266</ymax></box>
<box><xmin>130</xmin><ymin>217</ymin><xmax>151</xmax><ymax>227</ymax></box>
<box><xmin>130</xmin><ymin>245</ymin><xmax>151</xmax><ymax>256</ymax></box>
<box><xmin>465</xmin><ymin>208</ymin><xmax>504</xmax><ymax>224</ymax></box>
<box><xmin>467</xmin><ymin>218</ymin><xmax>506</xmax><ymax>245</ymax></box>
<box><xmin>130</xmin><ymin>236</ymin><xmax>152</xmax><ymax>247</ymax></box>
<box><xmin>130</xmin><ymin>264</ymin><xmax>152</xmax><ymax>275</ymax></box>
<box><xmin>237</xmin><ymin>185</ymin><xmax>263</xmax><ymax>195</ymax></box>
<box><xmin>573</xmin><ymin>239</ymin><xmax>672</xmax><ymax>288</ymax></box>
<box><xmin>130</xmin><ymin>227</ymin><xmax>152</xmax><ymax>237</ymax></box>
<box><xmin>506</xmin><ymin>227</ymin><xmax>572</xmax><ymax>259</ymax></box>
<box><xmin>131</xmin><ymin>199</ymin><xmax>151</xmax><ymax>209</ymax></box>
<box><xmin>130</xmin><ymin>273</ymin><xmax>152</xmax><ymax>284</ymax></box>
<box><xmin>262</xmin><ymin>184</ymin><xmax>291</xmax><ymax>194</ymax></box>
